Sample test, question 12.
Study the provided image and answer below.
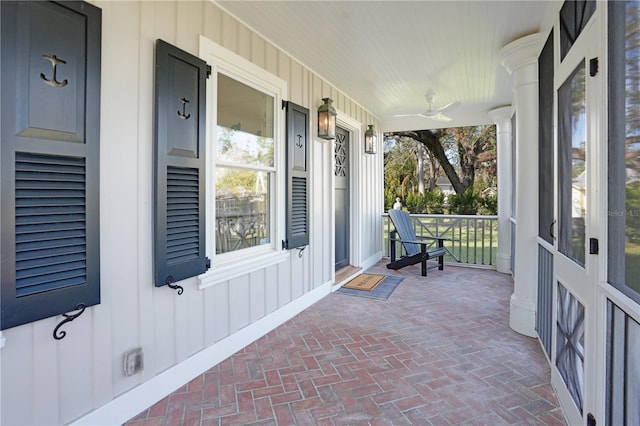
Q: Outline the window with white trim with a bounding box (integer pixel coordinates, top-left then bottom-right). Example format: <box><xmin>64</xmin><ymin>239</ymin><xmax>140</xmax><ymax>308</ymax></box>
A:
<box><xmin>199</xmin><ymin>37</ymin><xmax>288</xmax><ymax>286</ymax></box>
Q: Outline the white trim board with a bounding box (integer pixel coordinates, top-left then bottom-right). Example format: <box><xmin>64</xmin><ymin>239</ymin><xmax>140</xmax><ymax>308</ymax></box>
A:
<box><xmin>71</xmin><ymin>280</ymin><xmax>333</xmax><ymax>426</ymax></box>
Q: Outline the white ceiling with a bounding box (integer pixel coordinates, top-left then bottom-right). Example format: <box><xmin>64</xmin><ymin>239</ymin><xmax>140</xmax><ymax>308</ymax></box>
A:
<box><xmin>216</xmin><ymin>0</ymin><xmax>553</xmax><ymax>131</ymax></box>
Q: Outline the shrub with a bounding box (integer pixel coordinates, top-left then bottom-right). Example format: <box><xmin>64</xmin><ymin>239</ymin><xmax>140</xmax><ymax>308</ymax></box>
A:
<box><xmin>479</xmin><ymin>194</ymin><xmax>498</xmax><ymax>215</ymax></box>
<box><xmin>448</xmin><ymin>188</ymin><xmax>480</xmax><ymax>215</ymax></box>
<box><xmin>384</xmin><ymin>189</ymin><xmax>397</xmax><ymax>212</ymax></box>
<box><xmin>405</xmin><ymin>192</ymin><xmax>426</xmax><ymax>214</ymax></box>
<box><xmin>425</xmin><ymin>190</ymin><xmax>445</xmax><ymax>214</ymax></box>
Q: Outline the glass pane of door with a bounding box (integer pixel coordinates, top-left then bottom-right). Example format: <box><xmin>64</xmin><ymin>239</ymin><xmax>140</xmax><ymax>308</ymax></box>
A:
<box><xmin>558</xmin><ymin>63</ymin><xmax>587</xmax><ymax>267</ymax></box>
<box><xmin>607</xmin><ymin>3</ymin><xmax>640</xmax><ymax>425</ymax></box>
<box><xmin>608</xmin><ymin>0</ymin><xmax>640</xmax><ymax>302</ymax></box>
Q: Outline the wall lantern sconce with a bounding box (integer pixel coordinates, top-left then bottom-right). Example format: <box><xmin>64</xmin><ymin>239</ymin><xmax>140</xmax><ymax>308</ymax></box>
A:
<box><xmin>317</xmin><ymin>97</ymin><xmax>336</xmax><ymax>140</ymax></box>
<box><xmin>364</xmin><ymin>124</ymin><xmax>377</xmax><ymax>154</ymax></box>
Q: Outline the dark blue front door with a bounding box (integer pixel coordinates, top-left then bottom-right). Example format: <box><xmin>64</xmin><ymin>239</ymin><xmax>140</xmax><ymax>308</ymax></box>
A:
<box><xmin>335</xmin><ymin>126</ymin><xmax>349</xmax><ymax>271</ymax></box>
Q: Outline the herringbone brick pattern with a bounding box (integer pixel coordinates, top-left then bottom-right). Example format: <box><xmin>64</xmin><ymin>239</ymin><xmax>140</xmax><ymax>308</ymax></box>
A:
<box><xmin>126</xmin><ymin>262</ymin><xmax>565</xmax><ymax>425</ymax></box>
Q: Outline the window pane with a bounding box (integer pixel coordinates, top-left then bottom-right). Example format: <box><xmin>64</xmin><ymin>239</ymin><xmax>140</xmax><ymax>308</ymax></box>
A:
<box><xmin>215</xmin><ymin>167</ymin><xmax>270</xmax><ymax>254</ymax></box>
<box><xmin>217</xmin><ymin>74</ymin><xmax>274</xmax><ymax>167</ymax></box>
<box><xmin>623</xmin><ymin>1</ymin><xmax>640</xmax><ymax>296</ymax></box>
<box><xmin>559</xmin><ymin>0</ymin><xmax>596</xmax><ymax>60</ymax></box>
<box><xmin>216</xmin><ymin>126</ymin><xmax>274</xmax><ymax>167</ymax></box>
<box><xmin>539</xmin><ymin>31</ymin><xmax>554</xmax><ymax>243</ymax></box>
<box><xmin>608</xmin><ymin>1</ymin><xmax>640</xmax><ymax>302</ymax></box>
<box><xmin>558</xmin><ymin>64</ymin><xmax>586</xmax><ymax>267</ymax></box>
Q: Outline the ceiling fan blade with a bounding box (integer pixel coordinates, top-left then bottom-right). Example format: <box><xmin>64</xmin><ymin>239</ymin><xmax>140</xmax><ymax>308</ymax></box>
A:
<box><xmin>392</xmin><ymin>113</ymin><xmax>421</xmax><ymax>118</ymax></box>
<box><xmin>437</xmin><ymin>101</ymin><xmax>460</xmax><ymax>113</ymax></box>
<box><xmin>429</xmin><ymin>113</ymin><xmax>453</xmax><ymax>122</ymax></box>
<box><xmin>418</xmin><ymin>111</ymin><xmax>439</xmax><ymax>118</ymax></box>
<box><xmin>396</xmin><ymin>111</ymin><xmax>451</xmax><ymax>121</ymax></box>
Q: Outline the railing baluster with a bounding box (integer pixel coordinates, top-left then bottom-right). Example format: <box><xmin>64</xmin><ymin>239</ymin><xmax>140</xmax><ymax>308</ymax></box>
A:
<box><xmin>466</xmin><ymin>219</ymin><xmax>470</xmax><ymax>264</ymax></box>
<box><xmin>381</xmin><ymin>213</ymin><xmax>497</xmax><ymax>268</ymax></box>
<box><xmin>489</xmin><ymin>220</ymin><xmax>494</xmax><ymax>265</ymax></box>
<box><xmin>472</xmin><ymin>218</ymin><xmax>476</xmax><ymax>264</ymax></box>
<box><xmin>481</xmin><ymin>218</ymin><xmax>486</xmax><ymax>265</ymax></box>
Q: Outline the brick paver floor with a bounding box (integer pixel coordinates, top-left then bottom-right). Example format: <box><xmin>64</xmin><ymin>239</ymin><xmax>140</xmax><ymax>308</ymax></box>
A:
<box><xmin>125</xmin><ymin>261</ymin><xmax>565</xmax><ymax>425</ymax></box>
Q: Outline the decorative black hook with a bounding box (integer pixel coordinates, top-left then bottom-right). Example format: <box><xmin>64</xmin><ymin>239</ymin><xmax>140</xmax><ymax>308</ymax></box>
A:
<box><xmin>53</xmin><ymin>303</ymin><xmax>86</xmax><ymax>340</ymax></box>
<box><xmin>166</xmin><ymin>275</ymin><xmax>183</xmax><ymax>295</ymax></box>
<box><xmin>177</xmin><ymin>97</ymin><xmax>191</xmax><ymax>120</ymax></box>
<box><xmin>40</xmin><ymin>54</ymin><xmax>68</xmax><ymax>88</ymax></box>
<box><xmin>296</xmin><ymin>134</ymin><xmax>303</xmax><ymax>148</ymax></box>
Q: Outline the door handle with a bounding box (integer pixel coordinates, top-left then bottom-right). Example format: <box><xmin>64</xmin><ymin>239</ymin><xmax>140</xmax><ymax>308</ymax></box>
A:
<box><xmin>550</xmin><ymin>220</ymin><xmax>556</xmax><ymax>241</ymax></box>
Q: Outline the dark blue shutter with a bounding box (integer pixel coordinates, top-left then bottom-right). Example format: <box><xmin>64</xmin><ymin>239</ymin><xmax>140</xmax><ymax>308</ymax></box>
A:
<box><xmin>1</xmin><ymin>0</ymin><xmax>102</xmax><ymax>330</ymax></box>
<box><xmin>153</xmin><ymin>40</ymin><xmax>208</xmax><ymax>287</ymax></box>
<box><xmin>284</xmin><ymin>102</ymin><xmax>310</xmax><ymax>249</ymax></box>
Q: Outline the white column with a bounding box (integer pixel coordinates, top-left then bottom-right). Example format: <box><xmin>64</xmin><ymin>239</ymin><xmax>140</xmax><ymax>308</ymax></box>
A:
<box><xmin>488</xmin><ymin>106</ymin><xmax>513</xmax><ymax>275</ymax></box>
<box><xmin>500</xmin><ymin>33</ymin><xmax>541</xmax><ymax>337</ymax></box>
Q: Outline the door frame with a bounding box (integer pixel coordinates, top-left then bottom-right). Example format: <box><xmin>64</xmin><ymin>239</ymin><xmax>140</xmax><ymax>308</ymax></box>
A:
<box><xmin>550</xmin><ymin>11</ymin><xmax>603</xmax><ymax>425</ymax></box>
<box><xmin>331</xmin><ymin>112</ymin><xmax>363</xmax><ymax>284</ymax></box>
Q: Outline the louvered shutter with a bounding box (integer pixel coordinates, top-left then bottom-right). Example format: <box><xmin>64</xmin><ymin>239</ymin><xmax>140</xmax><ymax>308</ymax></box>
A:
<box><xmin>154</xmin><ymin>40</ymin><xmax>208</xmax><ymax>287</ymax></box>
<box><xmin>1</xmin><ymin>1</ymin><xmax>102</xmax><ymax>330</ymax></box>
<box><xmin>284</xmin><ymin>102</ymin><xmax>310</xmax><ymax>249</ymax></box>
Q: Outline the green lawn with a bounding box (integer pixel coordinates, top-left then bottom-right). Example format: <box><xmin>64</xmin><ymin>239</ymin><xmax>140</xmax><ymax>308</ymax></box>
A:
<box><xmin>625</xmin><ymin>242</ymin><xmax>640</xmax><ymax>295</ymax></box>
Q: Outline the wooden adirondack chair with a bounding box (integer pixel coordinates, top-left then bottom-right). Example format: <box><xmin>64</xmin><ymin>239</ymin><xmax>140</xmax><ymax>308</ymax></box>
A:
<box><xmin>386</xmin><ymin>209</ymin><xmax>447</xmax><ymax>276</ymax></box>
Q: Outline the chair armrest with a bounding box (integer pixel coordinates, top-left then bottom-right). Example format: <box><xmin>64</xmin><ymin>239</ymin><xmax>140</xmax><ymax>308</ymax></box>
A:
<box><xmin>415</xmin><ymin>235</ymin><xmax>450</xmax><ymax>242</ymax></box>
<box><xmin>389</xmin><ymin>236</ymin><xmax>433</xmax><ymax>246</ymax></box>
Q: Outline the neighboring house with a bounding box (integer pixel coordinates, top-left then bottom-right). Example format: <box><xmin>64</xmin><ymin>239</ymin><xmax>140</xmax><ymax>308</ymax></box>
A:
<box><xmin>627</xmin><ymin>166</ymin><xmax>640</xmax><ymax>184</ymax></box>
<box><xmin>0</xmin><ymin>2</ymin><xmax>638</xmax><ymax>426</ymax></box>
<box><xmin>572</xmin><ymin>171</ymin><xmax>586</xmax><ymax>218</ymax></box>
<box><xmin>435</xmin><ymin>176</ymin><xmax>455</xmax><ymax>196</ymax></box>
<box><xmin>481</xmin><ymin>186</ymin><xmax>497</xmax><ymax>198</ymax></box>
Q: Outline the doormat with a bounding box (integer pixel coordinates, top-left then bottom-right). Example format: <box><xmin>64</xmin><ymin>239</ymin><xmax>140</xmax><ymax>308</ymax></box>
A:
<box><xmin>342</xmin><ymin>274</ymin><xmax>386</xmax><ymax>291</ymax></box>
<box><xmin>336</xmin><ymin>276</ymin><xmax>404</xmax><ymax>300</ymax></box>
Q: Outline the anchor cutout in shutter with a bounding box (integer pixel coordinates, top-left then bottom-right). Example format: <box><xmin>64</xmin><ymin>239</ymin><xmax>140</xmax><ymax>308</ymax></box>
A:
<box><xmin>177</xmin><ymin>97</ymin><xmax>191</xmax><ymax>120</ymax></box>
<box><xmin>40</xmin><ymin>54</ymin><xmax>68</xmax><ymax>88</ymax></box>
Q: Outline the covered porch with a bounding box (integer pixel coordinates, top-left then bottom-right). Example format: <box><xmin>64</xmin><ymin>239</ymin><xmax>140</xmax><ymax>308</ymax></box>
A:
<box><xmin>125</xmin><ymin>262</ymin><xmax>564</xmax><ymax>425</ymax></box>
<box><xmin>2</xmin><ymin>1</ymin><xmax>639</xmax><ymax>425</ymax></box>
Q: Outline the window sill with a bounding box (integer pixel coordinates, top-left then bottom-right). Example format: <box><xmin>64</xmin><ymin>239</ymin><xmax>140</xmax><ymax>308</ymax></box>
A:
<box><xmin>198</xmin><ymin>250</ymin><xmax>289</xmax><ymax>289</ymax></box>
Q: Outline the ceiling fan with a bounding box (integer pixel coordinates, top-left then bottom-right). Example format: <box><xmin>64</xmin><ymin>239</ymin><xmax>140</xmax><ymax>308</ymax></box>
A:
<box><xmin>394</xmin><ymin>90</ymin><xmax>459</xmax><ymax>121</ymax></box>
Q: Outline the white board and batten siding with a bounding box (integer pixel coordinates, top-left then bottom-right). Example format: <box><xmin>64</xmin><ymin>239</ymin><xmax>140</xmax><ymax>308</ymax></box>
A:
<box><xmin>0</xmin><ymin>1</ymin><xmax>383</xmax><ymax>425</ymax></box>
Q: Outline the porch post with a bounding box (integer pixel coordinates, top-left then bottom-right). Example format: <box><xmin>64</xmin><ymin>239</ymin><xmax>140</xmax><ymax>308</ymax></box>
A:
<box><xmin>488</xmin><ymin>106</ymin><xmax>513</xmax><ymax>275</ymax></box>
<box><xmin>500</xmin><ymin>34</ymin><xmax>541</xmax><ymax>337</ymax></box>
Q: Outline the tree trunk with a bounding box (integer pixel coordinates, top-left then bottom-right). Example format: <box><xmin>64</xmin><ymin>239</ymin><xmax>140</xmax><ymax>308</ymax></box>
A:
<box><xmin>428</xmin><ymin>155</ymin><xmax>438</xmax><ymax>191</ymax></box>
<box><xmin>417</xmin><ymin>143</ymin><xmax>425</xmax><ymax>195</ymax></box>
<box><xmin>394</xmin><ymin>130</ymin><xmax>468</xmax><ymax>194</ymax></box>
<box><xmin>388</xmin><ymin>126</ymin><xmax>496</xmax><ymax>196</ymax></box>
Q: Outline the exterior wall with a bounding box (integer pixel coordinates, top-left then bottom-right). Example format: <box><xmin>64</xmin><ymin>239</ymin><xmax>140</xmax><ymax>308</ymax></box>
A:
<box><xmin>0</xmin><ymin>1</ymin><xmax>382</xmax><ymax>424</ymax></box>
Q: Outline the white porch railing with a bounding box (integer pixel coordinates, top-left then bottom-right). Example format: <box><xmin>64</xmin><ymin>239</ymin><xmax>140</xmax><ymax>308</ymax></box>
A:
<box><xmin>383</xmin><ymin>213</ymin><xmax>498</xmax><ymax>268</ymax></box>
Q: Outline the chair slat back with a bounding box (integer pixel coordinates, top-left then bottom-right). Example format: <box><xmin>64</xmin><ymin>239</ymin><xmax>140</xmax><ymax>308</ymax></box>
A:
<box><xmin>388</xmin><ymin>209</ymin><xmax>420</xmax><ymax>256</ymax></box>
